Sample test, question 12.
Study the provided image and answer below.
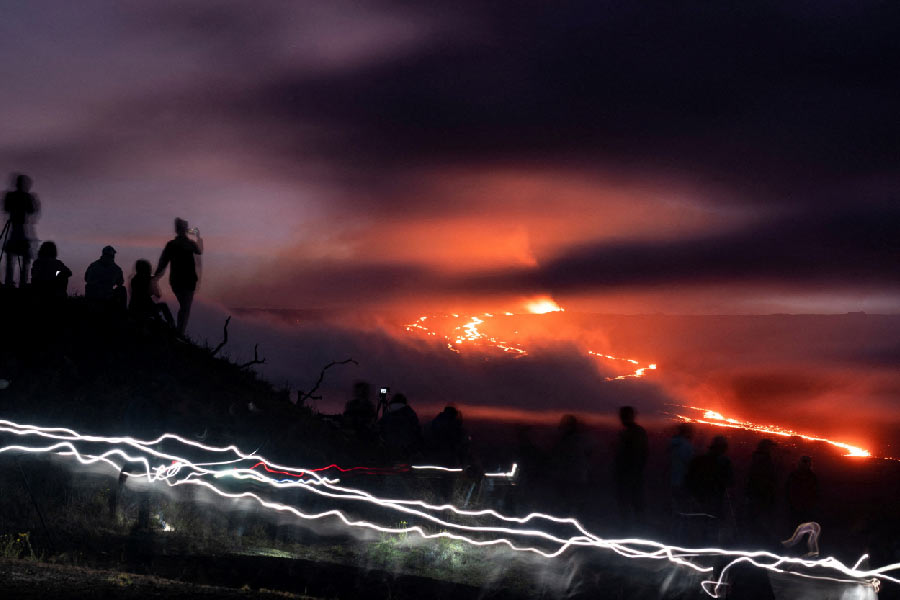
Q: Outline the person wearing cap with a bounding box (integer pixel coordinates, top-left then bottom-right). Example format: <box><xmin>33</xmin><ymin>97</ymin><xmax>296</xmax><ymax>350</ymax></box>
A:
<box><xmin>152</xmin><ymin>217</ymin><xmax>202</xmax><ymax>336</ymax></box>
<box><xmin>85</xmin><ymin>245</ymin><xmax>126</xmax><ymax>309</ymax></box>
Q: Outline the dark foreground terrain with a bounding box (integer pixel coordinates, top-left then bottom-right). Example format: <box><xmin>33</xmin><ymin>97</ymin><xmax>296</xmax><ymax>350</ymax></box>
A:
<box><xmin>0</xmin><ymin>290</ymin><xmax>897</xmax><ymax>599</ymax></box>
<box><xmin>0</xmin><ymin>557</ymin><xmax>310</xmax><ymax>599</ymax></box>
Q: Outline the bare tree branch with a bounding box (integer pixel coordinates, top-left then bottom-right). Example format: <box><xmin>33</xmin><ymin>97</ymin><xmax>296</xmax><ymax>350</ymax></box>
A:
<box><xmin>238</xmin><ymin>344</ymin><xmax>266</xmax><ymax>369</ymax></box>
<box><xmin>297</xmin><ymin>358</ymin><xmax>358</xmax><ymax>405</ymax></box>
<box><xmin>210</xmin><ymin>316</ymin><xmax>231</xmax><ymax>357</ymax></box>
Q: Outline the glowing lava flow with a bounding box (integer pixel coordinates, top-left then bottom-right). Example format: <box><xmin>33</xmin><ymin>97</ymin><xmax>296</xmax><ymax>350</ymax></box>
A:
<box><xmin>674</xmin><ymin>406</ymin><xmax>872</xmax><ymax>458</ymax></box>
<box><xmin>0</xmin><ymin>417</ymin><xmax>894</xmax><ymax>597</ymax></box>
<box><xmin>404</xmin><ymin>307</ymin><xmax>657</xmax><ymax>380</ymax></box>
<box><xmin>587</xmin><ymin>350</ymin><xmax>657</xmax><ymax>381</ymax></box>
<box><xmin>406</xmin><ymin>314</ymin><xmax>529</xmax><ymax>356</ymax></box>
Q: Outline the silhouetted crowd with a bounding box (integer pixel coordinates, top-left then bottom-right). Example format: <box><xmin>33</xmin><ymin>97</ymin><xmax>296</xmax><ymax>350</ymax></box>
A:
<box><xmin>341</xmin><ymin>381</ymin><xmax>472</xmax><ymax>468</ymax></box>
<box><xmin>5</xmin><ymin>172</ymin><xmax>825</xmax><ymax>553</ymax></box>
<box><xmin>342</xmin><ymin>384</ymin><xmax>821</xmax><ymax>550</ymax></box>
<box><xmin>1</xmin><ymin>173</ymin><xmax>202</xmax><ymax>336</ymax></box>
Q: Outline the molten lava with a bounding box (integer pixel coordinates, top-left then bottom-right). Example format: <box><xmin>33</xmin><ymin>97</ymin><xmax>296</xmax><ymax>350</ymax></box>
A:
<box><xmin>403</xmin><ymin>303</ymin><xmax>657</xmax><ymax>381</ymax></box>
<box><xmin>675</xmin><ymin>406</ymin><xmax>872</xmax><ymax>458</ymax></box>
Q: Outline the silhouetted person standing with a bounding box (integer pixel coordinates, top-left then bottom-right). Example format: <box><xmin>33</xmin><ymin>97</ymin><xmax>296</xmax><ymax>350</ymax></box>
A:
<box><xmin>3</xmin><ymin>173</ymin><xmax>39</xmax><ymax>287</ymax></box>
<box><xmin>129</xmin><ymin>259</ymin><xmax>174</xmax><ymax>328</ymax></box>
<box><xmin>687</xmin><ymin>436</ymin><xmax>734</xmax><ymax>516</ymax></box>
<box><xmin>429</xmin><ymin>405</ymin><xmax>470</xmax><ymax>467</ymax></box>
<box><xmin>687</xmin><ymin>435</ymin><xmax>734</xmax><ymax>544</ymax></box>
<box><xmin>745</xmin><ymin>439</ymin><xmax>777</xmax><ymax>543</ymax></box>
<box><xmin>786</xmin><ymin>455</ymin><xmax>818</xmax><ymax>526</ymax></box>
<box><xmin>551</xmin><ymin>414</ymin><xmax>593</xmax><ymax>517</ymax></box>
<box><xmin>614</xmin><ymin>406</ymin><xmax>648</xmax><ymax>525</ymax></box>
<box><xmin>379</xmin><ymin>393</ymin><xmax>423</xmax><ymax>461</ymax></box>
<box><xmin>31</xmin><ymin>241</ymin><xmax>71</xmax><ymax>299</ymax></box>
<box><xmin>153</xmin><ymin>218</ymin><xmax>202</xmax><ymax>336</ymax></box>
<box><xmin>668</xmin><ymin>423</ymin><xmax>694</xmax><ymax>515</ymax></box>
<box><xmin>85</xmin><ymin>245</ymin><xmax>126</xmax><ymax>309</ymax></box>
<box><xmin>343</xmin><ymin>381</ymin><xmax>377</xmax><ymax>439</ymax></box>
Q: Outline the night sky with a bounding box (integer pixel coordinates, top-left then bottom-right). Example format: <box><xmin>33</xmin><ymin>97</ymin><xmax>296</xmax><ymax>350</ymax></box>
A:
<box><xmin>2</xmin><ymin>1</ymin><xmax>897</xmax><ymax>313</ymax></box>
<box><xmin>2</xmin><ymin>3</ymin><xmax>898</xmax><ymax>445</ymax></box>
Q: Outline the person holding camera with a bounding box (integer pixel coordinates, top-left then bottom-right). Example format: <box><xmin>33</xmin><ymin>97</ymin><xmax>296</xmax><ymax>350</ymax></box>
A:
<box><xmin>152</xmin><ymin>217</ymin><xmax>202</xmax><ymax>336</ymax></box>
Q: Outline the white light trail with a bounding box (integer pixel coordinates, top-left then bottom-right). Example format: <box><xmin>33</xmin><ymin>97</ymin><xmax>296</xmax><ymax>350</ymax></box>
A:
<box><xmin>0</xmin><ymin>417</ymin><xmax>892</xmax><ymax>597</ymax></box>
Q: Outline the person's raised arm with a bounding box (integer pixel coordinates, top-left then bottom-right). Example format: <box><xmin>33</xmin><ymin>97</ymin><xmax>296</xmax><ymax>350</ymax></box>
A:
<box><xmin>193</xmin><ymin>231</ymin><xmax>203</xmax><ymax>255</ymax></box>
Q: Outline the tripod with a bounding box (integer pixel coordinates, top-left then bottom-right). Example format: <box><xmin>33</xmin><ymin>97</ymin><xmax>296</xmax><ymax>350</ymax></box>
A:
<box><xmin>0</xmin><ymin>219</ymin><xmax>24</xmax><ymax>287</ymax></box>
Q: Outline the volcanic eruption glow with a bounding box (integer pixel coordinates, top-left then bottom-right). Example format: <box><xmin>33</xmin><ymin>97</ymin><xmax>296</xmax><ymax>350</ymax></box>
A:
<box><xmin>403</xmin><ymin>301</ymin><xmax>658</xmax><ymax>380</ymax></box>
<box><xmin>675</xmin><ymin>406</ymin><xmax>873</xmax><ymax>458</ymax></box>
<box><xmin>525</xmin><ymin>297</ymin><xmax>564</xmax><ymax>314</ymax></box>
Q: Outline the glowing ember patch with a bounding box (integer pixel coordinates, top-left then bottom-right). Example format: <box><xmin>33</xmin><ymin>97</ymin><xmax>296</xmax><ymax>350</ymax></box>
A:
<box><xmin>525</xmin><ymin>297</ymin><xmax>563</xmax><ymax>314</ymax></box>
<box><xmin>677</xmin><ymin>406</ymin><xmax>872</xmax><ymax>458</ymax></box>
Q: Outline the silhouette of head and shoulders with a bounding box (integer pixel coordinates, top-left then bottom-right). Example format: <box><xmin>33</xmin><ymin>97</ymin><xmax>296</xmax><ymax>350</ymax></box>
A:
<box><xmin>85</xmin><ymin>245</ymin><xmax>124</xmax><ymax>300</ymax></box>
<box><xmin>3</xmin><ymin>173</ymin><xmax>39</xmax><ymax>224</ymax></box>
<box><xmin>155</xmin><ymin>218</ymin><xmax>202</xmax><ymax>291</ymax></box>
<box><xmin>615</xmin><ymin>406</ymin><xmax>649</xmax><ymax>470</ymax></box>
<box><xmin>379</xmin><ymin>393</ymin><xmax>422</xmax><ymax>455</ymax></box>
<box><xmin>31</xmin><ymin>241</ymin><xmax>72</xmax><ymax>297</ymax></box>
<box><xmin>129</xmin><ymin>259</ymin><xmax>156</xmax><ymax>310</ymax></box>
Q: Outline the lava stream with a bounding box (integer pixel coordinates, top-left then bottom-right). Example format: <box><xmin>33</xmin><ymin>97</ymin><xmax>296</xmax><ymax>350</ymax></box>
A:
<box><xmin>674</xmin><ymin>406</ymin><xmax>873</xmax><ymax>458</ymax></box>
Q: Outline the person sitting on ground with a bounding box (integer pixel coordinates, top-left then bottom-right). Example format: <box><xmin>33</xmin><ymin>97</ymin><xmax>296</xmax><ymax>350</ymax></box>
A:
<box><xmin>30</xmin><ymin>241</ymin><xmax>72</xmax><ymax>299</ymax></box>
<box><xmin>85</xmin><ymin>245</ymin><xmax>126</xmax><ymax>309</ymax></box>
<box><xmin>378</xmin><ymin>392</ymin><xmax>423</xmax><ymax>461</ymax></box>
<box><xmin>129</xmin><ymin>259</ymin><xmax>174</xmax><ymax>328</ymax></box>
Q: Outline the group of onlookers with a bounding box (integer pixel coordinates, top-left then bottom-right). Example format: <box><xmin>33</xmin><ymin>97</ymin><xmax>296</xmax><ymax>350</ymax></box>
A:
<box><xmin>2</xmin><ymin>173</ymin><xmax>202</xmax><ymax>335</ymax></box>
<box><xmin>343</xmin><ymin>381</ymin><xmax>471</xmax><ymax>467</ymax></box>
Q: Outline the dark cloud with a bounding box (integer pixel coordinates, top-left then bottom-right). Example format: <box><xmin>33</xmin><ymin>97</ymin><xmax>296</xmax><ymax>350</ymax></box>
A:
<box><xmin>1</xmin><ymin>1</ymin><xmax>897</xmax><ymax>313</ymax></box>
<box><xmin>230</xmin><ymin>1</ymin><xmax>900</xmax><ymax>200</ymax></box>
<box><xmin>466</xmin><ymin>203</ymin><xmax>900</xmax><ymax>294</ymax></box>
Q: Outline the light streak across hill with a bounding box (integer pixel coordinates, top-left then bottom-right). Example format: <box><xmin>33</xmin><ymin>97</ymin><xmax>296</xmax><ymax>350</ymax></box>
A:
<box><xmin>0</xmin><ymin>417</ymin><xmax>891</xmax><ymax>597</ymax></box>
